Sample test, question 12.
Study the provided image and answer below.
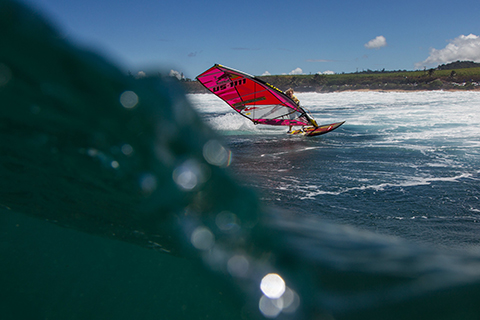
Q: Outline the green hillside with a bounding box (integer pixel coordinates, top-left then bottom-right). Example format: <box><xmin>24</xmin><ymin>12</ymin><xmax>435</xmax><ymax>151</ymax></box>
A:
<box><xmin>182</xmin><ymin>61</ymin><xmax>480</xmax><ymax>93</ymax></box>
<box><xmin>257</xmin><ymin>67</ymin><xmax>480</xmax><ymax>92</ymax></box>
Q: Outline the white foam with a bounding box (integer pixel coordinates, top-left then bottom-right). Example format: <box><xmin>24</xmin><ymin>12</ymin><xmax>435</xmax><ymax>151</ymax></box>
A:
<box><xmin>187</xmin><ymin>93</ymin><xmax>226</xmax><ymax>114</ymax></box>
<box><xmin>190</xmin><ymin>91</ymin><xmax>480</xmax><ymax>142</ymax></box>
<box><xmin>294</xmin><ymin>170</ymin><xmax>474</xmax><ymax>200</ymax></box>
<box><xmin>205</xmin><ymin>113</ymin><xmax>258</xmax><ymax>132</ymax></box>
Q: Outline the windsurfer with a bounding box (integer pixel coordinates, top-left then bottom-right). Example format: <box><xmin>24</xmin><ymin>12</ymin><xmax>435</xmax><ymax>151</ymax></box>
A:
<box><xmin>197</xmin><ymin>65</ymin><xmax>339</xmax><ymax>136</ymax></box>
<box><xmin>285</xmin><ymin>88</ymin><xmax>300</xmax><ymax>105</ymax></box>
<box><xmin>285</xmin><ymin>88</ymin><xmax>318</xmax><ymax>131</ymax></box>
<box><xmin>285</xmin><ymin>88</ymin><xmax>301</xmax><ymax>133</ymax></box>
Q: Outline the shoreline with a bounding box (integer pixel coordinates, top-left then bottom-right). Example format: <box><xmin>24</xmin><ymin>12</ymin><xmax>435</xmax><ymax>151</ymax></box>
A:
<box><xmin>183</xmin><ymin>85</ymin><xmax>480</xmax><ymax>94</ymax></box>
<box><xmin>181</xmin><ymin>81</ymin><xmax>480</xmax><ymax>94</ymax></box>
<box><xmin>318</xmin><ymin>87</ymin><xmax>480</xmax><ymax>93</ymax></box>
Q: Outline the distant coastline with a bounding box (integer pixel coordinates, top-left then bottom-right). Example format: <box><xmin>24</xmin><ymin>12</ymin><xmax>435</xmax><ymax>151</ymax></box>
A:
<box><xmin>181</xmin><ymin>61</ymin><xmax>480</xmax><ymax>93</ymax></box>
<box><xmin>181</xmin><ymin>80</ymin><xmax>480</xmax><ymax>94</ymax></box>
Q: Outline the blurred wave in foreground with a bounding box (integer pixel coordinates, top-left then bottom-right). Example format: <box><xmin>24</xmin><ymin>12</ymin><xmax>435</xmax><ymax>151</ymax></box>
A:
<box><xmin>2</xmin><ymin>1</ymin><xmax>480</xmax><ymax>319</ymax></box>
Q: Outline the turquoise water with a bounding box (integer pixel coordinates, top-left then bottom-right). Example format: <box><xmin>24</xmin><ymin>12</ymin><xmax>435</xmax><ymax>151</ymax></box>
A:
<box><xmin>189</xmin><ymin>91</ymin><xmax>480</xmax><ymax>251</ymax></box>
<box><xmin>3</xmin><ymin>1</ymin><xmax>480</xmax><ymax>319</ymax></box>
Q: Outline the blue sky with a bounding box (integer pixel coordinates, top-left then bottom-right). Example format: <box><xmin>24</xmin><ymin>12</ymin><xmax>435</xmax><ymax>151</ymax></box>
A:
<box><xmin>21</xmin><ymin>0</ymin><xmax>480</xmax><ymax>79</ymax></box>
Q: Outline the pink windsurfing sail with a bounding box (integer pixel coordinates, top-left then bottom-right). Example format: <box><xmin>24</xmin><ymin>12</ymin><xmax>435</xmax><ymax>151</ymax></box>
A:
<box><xmin>196</xmin><ymin>64</ymin><xmax>314</xmax><ymax>126</ymax></box>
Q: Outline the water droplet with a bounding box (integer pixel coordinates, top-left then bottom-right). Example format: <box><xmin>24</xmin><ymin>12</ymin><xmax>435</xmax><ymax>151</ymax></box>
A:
<box><xmin>260</xmin><ymin>273</ymin><xmax>285</xmax><ymax>299</ymax></box>
<box><xmin>259</xmin><ymin>295</ymin><xmax>282</xmax><ymax>318</ymax></box>
<box><xmin>215</xmin><ymin>211</ymin><xmax>239</xmax><ymax>232</ymax></box>
<box><xmin>191</xmin><ymin>226</ymin><xmax>214</xmax><ymax>250</ymax></box>
<box><xmin>172</xmin><ymin>159</ymin><xmax>208</xmax><ymax>191</ymax></box>
<box><xmin>139</xmin><ymin>173</ymin><xmax>157</xmax><ymax>194</ymax></box>
<box><xmin>203</xmin><ymin>247</ymin><xmax>228</xmax><ymax>271</ymax></box>
<box><xmin>203</xmin><ymin>140</ymin><xmax>232</xmax><ymax>167</ymax></box>
<box><xmin>121</xmin><ymin>144</ymin><xmax>134</xmax><ymax>156</ymax></box>
<box><xmin>281</xmin><ymin>287</ymin><xmax>300</xmax><ymax>314</ymax></box>
<box><xmin>227</xmin><ymin>255</ymin><xmax>249</xmax><ymax>277</ymax></box>
<box><xmin>120</xmin><ymin>90</ymin><xmax>139</xmax><ymax>109</ymax></box>
<box><xmin>110</xmin><ymin>161</ymin><xmax>119</xmax><ymax>169</ymax></box>
<box><xmin>87</xmin><ymin>148</ymin><xmax>98</xmax><ymax>157</ymax></box>
<box><xmin>174</xmin><ymin>169</ymin><xmax>197</xmax><ymax>190</ymax></box>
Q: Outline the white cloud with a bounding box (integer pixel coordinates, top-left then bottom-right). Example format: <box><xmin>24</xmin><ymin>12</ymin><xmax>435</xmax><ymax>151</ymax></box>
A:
<box><xmin>169</xmin><ymin>69</ymin><xmax>185</xmax><ymax>80</ymax></box>
<box><xmin>262</xmin><ymin>71</ymin><xmax>271</xmax><ymax>76</ymax></box>
<box><xmin>416</xmin><ymin>34</ymin><xmax>480</xmax><ymax>68</ymax></box>
<box><xmin>365</xmin><ymin>36</ymin><xmax>387</xmax><ymax>49</ymax></box>
<box><xmin>317</xmin><ymin>70</ymin><xmax>335</xmax><ymax>75</ymax></box>
<box><xmin>289</xmin><ymin>67</ymin><xmax>303</xmax><ymax>75</ymax></box>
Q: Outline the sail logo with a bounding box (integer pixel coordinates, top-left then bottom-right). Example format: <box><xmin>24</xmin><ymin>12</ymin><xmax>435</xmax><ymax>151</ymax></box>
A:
<box><xmin>212</xmin><ymin>78</ymin><xmax>246</xmax><ymax>92</ymax></box>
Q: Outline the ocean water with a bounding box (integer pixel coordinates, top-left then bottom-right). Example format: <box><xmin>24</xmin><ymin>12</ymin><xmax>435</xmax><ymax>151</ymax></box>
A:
<box><xmin>4</xmin><ymin>1</ymin><xmax>480</xmax><ymax>319</ymax></box>
<box><xmin>188</xmin><ymin>91</ymin><xmax>480</xmax><ymax>251</ymax></box>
